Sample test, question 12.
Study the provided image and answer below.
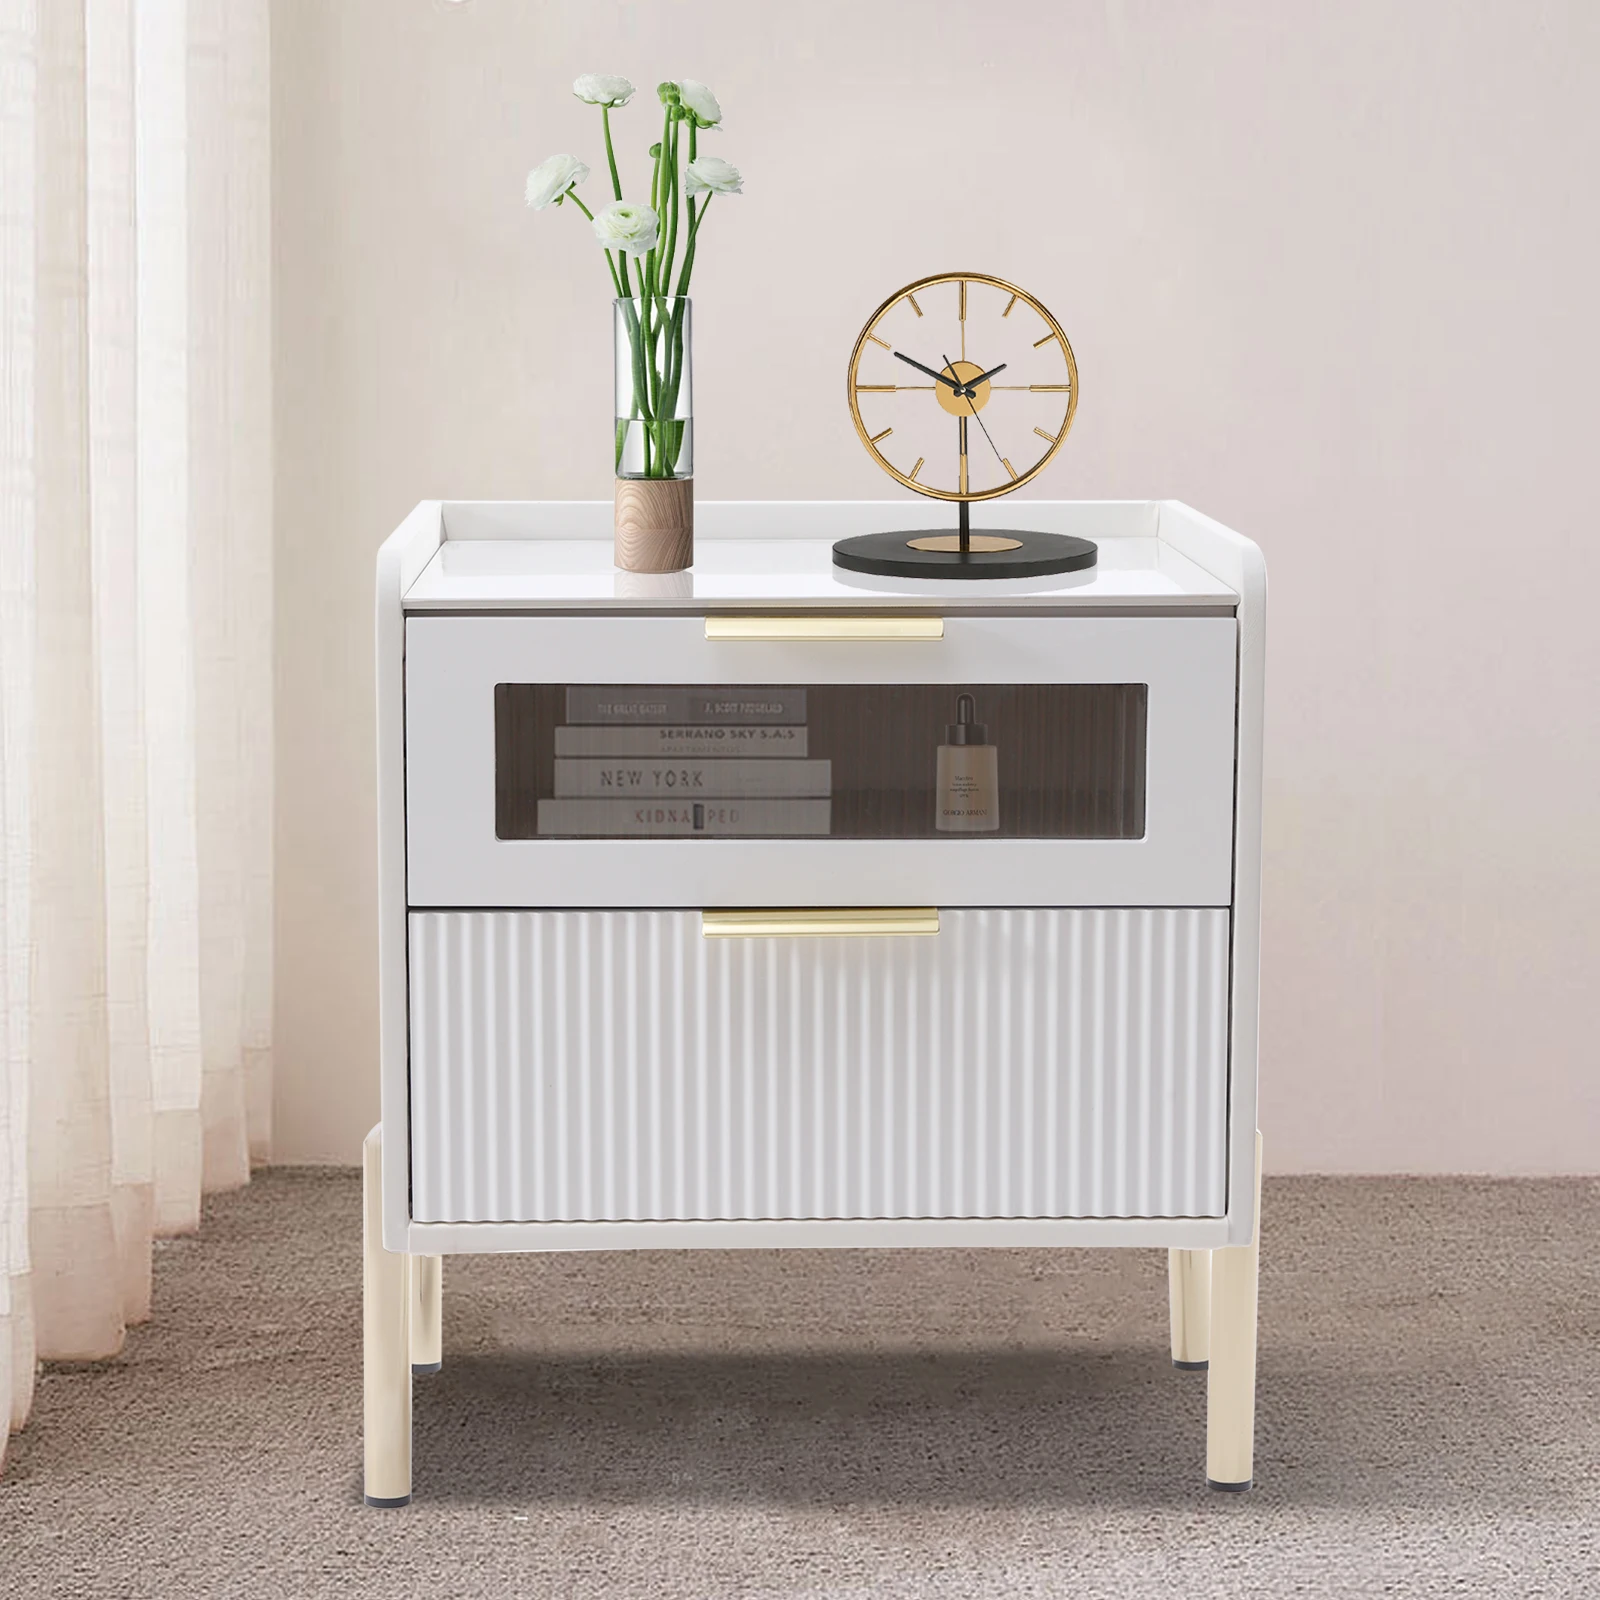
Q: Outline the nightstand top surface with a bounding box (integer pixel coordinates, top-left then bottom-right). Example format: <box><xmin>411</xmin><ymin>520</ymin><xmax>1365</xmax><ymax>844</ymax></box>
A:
<box><xmin>402</xmin><ymin>501</ymin><xmax>1241</xmax><ymax>612</ymax></box>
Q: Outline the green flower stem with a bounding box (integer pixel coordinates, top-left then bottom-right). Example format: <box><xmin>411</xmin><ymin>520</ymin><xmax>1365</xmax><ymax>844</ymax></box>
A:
<box><xmin>673</xmin><ymin>194</ymin><xmax>708</xmax><ymax>298</ymax></box>
<box><xmin>664</xmin><ymin>313</ymin><xmax>686</xmax><ymax>447</ymax></box>
<box><xmin>572</xmin><ymin>191</ymin><xmax>652</xmax><ymax>474</ymax></box>
<box><xmin>643</xmin><ymin>283</ymin><xmax>665</xmax><ymax>466</ymax></box>
<box><xmin>600</xmin><ymin>106</ymin><xmax>624</xmax><ymax>202</ymax></box>
<box><xmin>658</xmin><ymin>300</ymin><xmax>684</xmax><ymax>459</ymax></box>
<box><xmin>670</xmin><ymin>123</ymin><xmax>695</xmax><ymax>320</ymax></box>
<box><xmin>623</xmin><ymin>292</ymin><xmax>649</xmax><ymax>473</ymax></box>
<box><xmin>655</xmin><ymin>331</ymin><xmax>673</xmax><ymax>473</ymax></box>
<box><xmin>674</xmin><ymin>200</ymin><xmax>695</xmax><ymax>303</ymax></box>
<box><xmin>635</xmin><ymin>109</ymin><xmax>675</xmax><ymax>472</ymax></box>
<box><xmin>642</xmin><ymin>293</ymin><xmax>659</xmax><ymax>442</ymax></box>
<box><xmin>616</xmin><ymin>296</ymin><xmax>648</xmax><ymax>473</ymax></box>
<box><xmin>643</xmin><ymin>293</ymin><xmax>661</xmax><ymax>473</ymax></box>
<box><xmin>649</xmin><ymin>106</ymin><xmax>671</xmax><ymax>301</ymax></box>
<box><xmin>651</xmin><ymin>137</ymin><xmax>665</xmax><ymax>297</ymax></box>
<box><xmin>653</xmin><ymin>122</ymin><xmax>691</xmax><ymax>473</ymax></box>
<box><xmin>660</xmin><ymin>196</ymin><xmax>708</xmax><ymax>429</ymax></box>
<box><xmin>660</xmin><ymin>117</ymin><xmax>681</xmax><ymax>294</ymax></box>
<box><xmin>653</xmin><ymin>302</ymin><xmax>668</xmax><ymax>474</ymax></box>
<box><xmin>678</xmin><ymin>122</ymin><xmax>696</xmax><ymax>307</ymax></box>
<box><xmin>566</xmin><ymin>193</ymin><xmax>623</xmax><ymax>299</ymax></box>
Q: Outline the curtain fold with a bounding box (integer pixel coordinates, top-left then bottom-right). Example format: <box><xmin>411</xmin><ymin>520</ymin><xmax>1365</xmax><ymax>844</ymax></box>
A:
<box><xmin>0</xmin><ymin>0</ymin><xmax>272</xmax><ymax>1469</ymax></box>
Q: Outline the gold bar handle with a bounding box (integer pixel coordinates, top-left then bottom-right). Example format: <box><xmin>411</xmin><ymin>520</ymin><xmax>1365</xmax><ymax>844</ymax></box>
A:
<box><xmin>704</xmin><ymin>615</ymin><xmax>943</xmax><ymax>641</ymax></box>
<box><xmin>702</xmin><ymin>908</ymin><xmax>940</xmax><ymax>939</ymax></box>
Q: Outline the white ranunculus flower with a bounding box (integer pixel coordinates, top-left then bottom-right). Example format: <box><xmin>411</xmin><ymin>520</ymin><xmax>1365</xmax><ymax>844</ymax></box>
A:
<box><xmin>525</xmin><ymin>153</ymin><xmax>589</xmax><ymax>211</ymax></box>
<box><xmin>685</xmin><ymin>155</ymin><xmax>742</xmax><ymax>196</ymax></box>
<box><xmin>592</xmin><ymin>201</ymin><xmax>660</xmax><ymax>256</ymax></box>
<box><xmin>677</xmin><ymin>79</ymin><xmax>722</xmax><ymax>127</ymax></box>
<box><xmin>572</xmin><ymin>74</ymin><xmax>635</xmax><ymax>108</ymax></box>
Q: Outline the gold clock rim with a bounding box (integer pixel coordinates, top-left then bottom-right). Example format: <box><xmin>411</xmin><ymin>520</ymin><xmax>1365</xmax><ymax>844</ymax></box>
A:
<box><xmin>846</xmin><ymin>271</ymin><xmax>1079</xmax><ymax>504</ymax></box>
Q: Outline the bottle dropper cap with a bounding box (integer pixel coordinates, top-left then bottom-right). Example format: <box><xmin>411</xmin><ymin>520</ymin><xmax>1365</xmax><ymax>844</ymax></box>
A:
<box><xmin>945</xmin><ymin>692</ymin><xmax>988</xmax><ymax>745</ymax></box>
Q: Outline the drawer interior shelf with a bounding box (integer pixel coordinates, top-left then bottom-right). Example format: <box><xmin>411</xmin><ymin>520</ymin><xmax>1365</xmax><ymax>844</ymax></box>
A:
<box><xmin>495</xmin><ymin>681</ymin><xmax>1148</xmax><ymax>840</ymax></box>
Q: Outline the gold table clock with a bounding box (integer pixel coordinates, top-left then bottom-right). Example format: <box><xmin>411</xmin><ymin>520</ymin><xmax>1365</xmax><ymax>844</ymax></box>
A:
<box><xmin>834</xmin><ymin>271</ymin><xmax>1096</xmax><ymax>579</ymax></box>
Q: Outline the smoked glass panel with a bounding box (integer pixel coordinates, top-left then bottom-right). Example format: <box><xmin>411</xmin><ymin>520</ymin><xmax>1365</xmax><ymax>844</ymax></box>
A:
<box><xmin>494</xmin><ymin>683</ymin><xmax>1146</xmax><ymax>840</ymax></box>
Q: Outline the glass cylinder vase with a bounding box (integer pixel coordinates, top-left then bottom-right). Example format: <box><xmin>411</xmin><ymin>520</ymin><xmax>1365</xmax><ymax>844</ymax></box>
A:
<box><xmin>614</xmin><ymin>296</ymin><xmax>692</xmax><ymax>480</ymax></box>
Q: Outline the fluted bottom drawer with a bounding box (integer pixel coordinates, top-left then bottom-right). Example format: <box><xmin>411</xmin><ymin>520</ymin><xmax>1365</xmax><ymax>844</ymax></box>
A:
<box><xmin>407</xmin><ymin>908</ymin><xmax>1230</xmax><ymax>1224</ymax></box>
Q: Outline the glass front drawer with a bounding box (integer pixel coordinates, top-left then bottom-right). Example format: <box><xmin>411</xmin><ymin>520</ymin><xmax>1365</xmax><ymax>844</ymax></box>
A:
<box><xmin>405</xmin><ymin>614</ymin><xmax>1237</xmax><ymax>909</ymax></box>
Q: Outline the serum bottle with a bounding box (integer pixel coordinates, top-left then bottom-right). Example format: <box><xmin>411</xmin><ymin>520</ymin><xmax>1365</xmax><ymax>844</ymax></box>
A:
<box><xmin>936</xmin><ymin>693</ymin><xmax>999</xmax><ymax>832</ymax></box>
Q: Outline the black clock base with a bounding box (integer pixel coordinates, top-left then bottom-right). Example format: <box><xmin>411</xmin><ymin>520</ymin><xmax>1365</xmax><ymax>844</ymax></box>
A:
<box><xmin>832</xmin><ymin>527</ymin><xmax>1098</xmax><ymax>581</ymax></box>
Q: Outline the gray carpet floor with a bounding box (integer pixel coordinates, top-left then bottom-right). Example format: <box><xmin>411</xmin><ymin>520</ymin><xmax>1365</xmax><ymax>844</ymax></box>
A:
<box><xmin>0</xmin><ymin>1172</ymin><xmax>1596</xmax><ymax>1598</ymax></box>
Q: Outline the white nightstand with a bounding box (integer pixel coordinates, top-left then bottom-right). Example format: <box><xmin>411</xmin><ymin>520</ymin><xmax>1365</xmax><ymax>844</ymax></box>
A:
<box><xmin>364</xmin><ymin>499</ymin><xmax>1266</xmax><ymax>1505</ymax></box>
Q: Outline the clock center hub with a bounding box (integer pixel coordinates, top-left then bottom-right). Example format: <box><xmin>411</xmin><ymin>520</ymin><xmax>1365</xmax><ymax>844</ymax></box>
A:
<box><xmin>934</xmin><ymin>360</ymin><xmax>993</xmax><ymax>416</ymax></box>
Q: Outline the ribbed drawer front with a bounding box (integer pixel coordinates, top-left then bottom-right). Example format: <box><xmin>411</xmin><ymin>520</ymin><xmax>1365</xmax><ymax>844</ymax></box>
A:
<box><xmin>408</xmin><ymin>908</ymin><xmax>1230</xmax><ymax>1224</ymax></box>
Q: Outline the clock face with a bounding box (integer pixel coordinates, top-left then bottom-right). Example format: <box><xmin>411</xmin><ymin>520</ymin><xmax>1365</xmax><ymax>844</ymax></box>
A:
<box><xmin>847</xmin><ymin>273</ymin><xmax>1078</xmax><ymax>502</ymax></box>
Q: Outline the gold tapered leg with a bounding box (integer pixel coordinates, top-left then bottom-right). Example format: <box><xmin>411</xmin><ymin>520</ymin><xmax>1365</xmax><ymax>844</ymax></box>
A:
<box><xmin>411</xmin><ymin>1255</ymin><xmax>442</xmax><ymax>1374</ymax></box>
<box><xmin>1168</xmin><ymin>1248</ymin><xmax>1212</xmax><ymax>1368</ymax></box>
<box><xmin>1207</xmin><ymin>1130</ymin><xmax>1263</xmax><ymax>1491</ymax></box>
<box><xmin>363</xmin><ymin>1128</ymin><xmax>412</xmax><ymax>1507</ymax></box>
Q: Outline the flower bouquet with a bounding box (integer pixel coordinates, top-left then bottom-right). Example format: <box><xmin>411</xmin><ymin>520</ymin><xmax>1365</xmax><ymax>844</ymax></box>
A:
<box><xmin>528</xmin><ymin>75</ymin><xmax>743</xmax><ymax>572</ymax></box>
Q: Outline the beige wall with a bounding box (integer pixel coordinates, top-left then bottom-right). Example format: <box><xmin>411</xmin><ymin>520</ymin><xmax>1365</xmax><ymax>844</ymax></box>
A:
<box><xmin>272</xmin><ymin>0</ymin><xmax>1600</xmax><ymax>1171</ymax></box>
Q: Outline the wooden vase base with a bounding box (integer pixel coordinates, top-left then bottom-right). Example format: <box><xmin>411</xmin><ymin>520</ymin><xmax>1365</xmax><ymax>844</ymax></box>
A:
<box><xmin>615</xmin><ymin>477</ymin><xmax>694</xmax><ymax>573</ymax></box>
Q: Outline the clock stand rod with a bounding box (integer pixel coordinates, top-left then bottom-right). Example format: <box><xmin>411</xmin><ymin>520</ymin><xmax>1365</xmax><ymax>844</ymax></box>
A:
<box><xmin>958</xmin><ymin>499</ymin><xmax>970</xmax><ymax>554</ymax></box>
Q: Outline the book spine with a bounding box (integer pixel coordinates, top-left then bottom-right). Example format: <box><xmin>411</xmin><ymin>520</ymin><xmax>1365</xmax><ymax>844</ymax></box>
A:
<box><xmin>552</xmin><ymin>759</ymin><xmax>831</xmax><ymax>799</ymax></box>
<box><xmin>564</xmin><ymin>686</ymin><xmax>807</xmax><ymax>725</ymax></box>
<box><xmin>553</xmin><ymin>725</ymin><xmax>808</xmax><ymax>758</ymax></box>
<box><xmin>685</xmin><ymin>689</ymin><xmax>806</xmax><ymax>725</ymax></box>
<box><xmin>536</xmin><ymin>799</ymin><xmax>833</xmax><ymax>837</ymax></box>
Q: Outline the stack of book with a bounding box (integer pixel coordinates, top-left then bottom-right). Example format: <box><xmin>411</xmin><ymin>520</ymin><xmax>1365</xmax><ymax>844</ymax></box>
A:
<box><xmin>537</xmin><ymin>687</ymin><xmax>831</xmax><ymax>836</ymax></box>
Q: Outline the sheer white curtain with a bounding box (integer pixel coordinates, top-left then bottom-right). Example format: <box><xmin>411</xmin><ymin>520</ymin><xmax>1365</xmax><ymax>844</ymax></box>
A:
<box><xmin>0</xmin><ymin>0</ymin><xmax>271</xmax><ymax>1468</ymax></box>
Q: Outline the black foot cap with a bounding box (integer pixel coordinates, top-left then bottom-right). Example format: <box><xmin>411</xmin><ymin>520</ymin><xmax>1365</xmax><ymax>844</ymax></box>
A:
<box><xmin>1172</xmin><ymin>1359</ymin><xmax>1209</xmax><ymax>1371</ymax></box>
<box><xmin>412</xmin><ymin>1361</ymin><xmax>442</xmax><ymax>1375</ymax></box>
<box><xmin>364</xmin><ymin>1493</ymin><xmax>411</xmax><ymax>1508</ymax></box>
<box><xmin>1208</xmin><ymin>1478</ymin><xmax>1253</xmax><ymax>1493</ymax></box>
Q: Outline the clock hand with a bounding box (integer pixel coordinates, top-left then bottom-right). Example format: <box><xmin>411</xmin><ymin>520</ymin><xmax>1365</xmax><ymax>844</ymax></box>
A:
<box><xmin>964</xmin><ymin>361</ymin><xmax>1008</xmax><ymax>389</ymax></box>
<box><xmin>942</xmin><ymin>352</ymin><xmax>1008</xmax><ymax>472</ymax></box>
<box><xmin>893</xmin><ymin>351</ymin><xmax>963</xmax><ymax>391</ymax></box>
